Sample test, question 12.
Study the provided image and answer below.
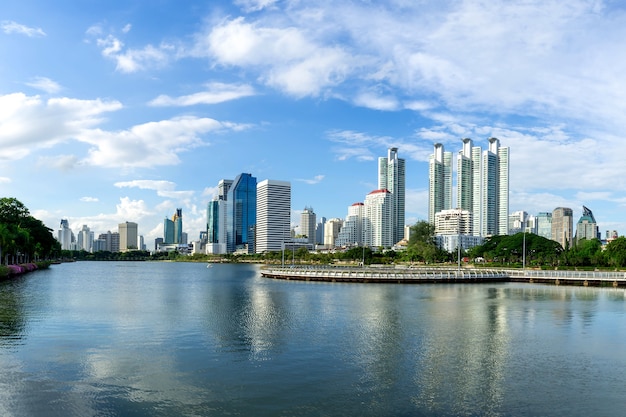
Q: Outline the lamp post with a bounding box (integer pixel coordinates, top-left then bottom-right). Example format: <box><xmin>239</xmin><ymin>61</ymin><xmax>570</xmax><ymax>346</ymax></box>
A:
<box><xmin>522</xmin><ymin>230</ymin><xmax>526</xmax><ymax>270</ymax></box>
<box><xmin>362</xmin><ymin>225</ymin><xmax>367</xmax><ymax>267</ymax></box>
<box><xmin>457</xmin><ymin>213</ymin><xmax>461</xmax><ymax>273</ymax></box>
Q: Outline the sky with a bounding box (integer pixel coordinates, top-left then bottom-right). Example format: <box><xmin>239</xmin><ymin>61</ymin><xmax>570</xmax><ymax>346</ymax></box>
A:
<box><xmin>1</xmin><ymin>0</ymin><xmax>626</xmax><ymax>246</ymax></box>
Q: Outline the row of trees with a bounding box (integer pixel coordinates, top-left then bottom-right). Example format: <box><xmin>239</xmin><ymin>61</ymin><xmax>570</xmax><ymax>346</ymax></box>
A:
<box><xmin>0</xmin><ymin>198</ymin><xmax>60</xmax><ymax>264</ymax></box>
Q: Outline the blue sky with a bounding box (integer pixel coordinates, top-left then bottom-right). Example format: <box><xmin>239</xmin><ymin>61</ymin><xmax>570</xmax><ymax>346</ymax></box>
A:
<box><xmin>1</xmin><ymin>0</ymin><xmax>625</xmax><ymax>244</ymax></box>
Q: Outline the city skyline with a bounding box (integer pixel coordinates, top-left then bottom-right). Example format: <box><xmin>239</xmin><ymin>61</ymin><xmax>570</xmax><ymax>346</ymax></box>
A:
<box><xmin>2</xmin><ymin>1</ymin><xmax>626</xmax><ymax>243</ymax></box>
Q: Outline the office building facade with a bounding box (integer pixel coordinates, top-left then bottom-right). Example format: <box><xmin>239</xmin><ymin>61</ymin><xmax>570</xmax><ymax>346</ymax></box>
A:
<box><xmin>226</xmin><ymin>173</ymin><xmax>257</xmax><ymax>254</ymax></box>
<box><xmin>300</xmin><ymin>207</ymin><xmax>317</xmax><ymax>246</ymax></box>
<box><xmin>119</xmin><ymin>221</ymin><xmax>138</xmax><ymax>252</ymax></box>
<box><xmin>552</xmin><ymin>207</ymin><xmax>573</xmax><ymax>249</ymax></box>
<box><xmin>576</xmin><ymin>206</ymin><xmax>599</xmax><ymax>243</ymax></box>
<box><xmin>256</xmin><ymin>179</ymin><xmax>291</xmax><ymax>253</ymax></box>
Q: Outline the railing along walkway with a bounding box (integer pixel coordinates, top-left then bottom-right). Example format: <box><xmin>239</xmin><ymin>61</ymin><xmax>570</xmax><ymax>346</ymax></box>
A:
<box><xmin>261</xmin><ymin>266</ymin><xmax>508</xmax><ymax>283</ymax></box>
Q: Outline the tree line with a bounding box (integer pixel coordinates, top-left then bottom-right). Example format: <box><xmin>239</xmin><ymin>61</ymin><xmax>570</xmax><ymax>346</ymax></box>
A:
<box><xmin>0</xmin><ymin>198</ymin><xmax>60</xmax><ymax>264</ymax></box>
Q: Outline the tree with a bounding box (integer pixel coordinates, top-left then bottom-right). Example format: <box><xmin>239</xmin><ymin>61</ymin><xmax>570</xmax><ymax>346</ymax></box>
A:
<box><xmin>604</xmin><ymin>237</ymin><xmax>626</xmax><ymax>267</ymax></box>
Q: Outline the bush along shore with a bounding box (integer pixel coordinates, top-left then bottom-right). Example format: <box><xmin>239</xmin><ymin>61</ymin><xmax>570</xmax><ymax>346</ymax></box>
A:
<box><xmin>0</xmin><ymin>261</ymin><xmax>52</xmax><ymax>279</ymax></box>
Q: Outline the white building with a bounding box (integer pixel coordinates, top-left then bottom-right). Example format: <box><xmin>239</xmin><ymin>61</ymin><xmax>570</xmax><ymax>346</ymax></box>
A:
<box><xmin>379</xmin><ymin>147</ymin><xmax>406</xmax><ymax>245</ymax></box>
<box><xmin>335</xmin><ymin>202</ymin><xmax>365</xmax><ymax>247</ymax></box>
<box><xmin>256</xmin><ymin>179</ymin><xmax>291</xmax><ymax>253</ymax></box>
<box><xmin>456</xmin><ymin>138</ymin><xmax>509</xmax><ymax>237</ymax></box>
<box><xmin>58</xmin><ymin>219</ymin><xmax>74</xmax><ymax>251</ymax></box>
<box><xmin>434</xmin><ymin>209</ymin><xmax>472</xmax><ymax>235</ymax></box>
<box><xmin>324</xmin><ymin>218</ymin><xmax>343</xmax><ymax>248</ymax></box>
<box><xmin>77</xmin><ymin>225</ymin><xmax>94</xmax><ymax>252</ymax></box>
<box><xmin>428</xmin><ymin>143</ymin><xmax>452</xmax><ymax>225</ymax></box>
<box><xmin>434</xmin><ymin>209</ymin><xmax>484</xmax><ymax>252</ymax></box>
<box><xmin>365</xmin><ymin>189</ymin><xmax>393</xmax><ymax>248</ymax></box>
<box><xmin>300</xmin><ymin>206</ymin><xmax>316</xmax><ymax>246</ymax></box>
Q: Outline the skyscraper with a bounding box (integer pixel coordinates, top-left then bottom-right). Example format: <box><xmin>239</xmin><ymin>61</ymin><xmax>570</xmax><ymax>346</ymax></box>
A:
<box><xmin>536</xmin><ymin>212</ymin><xmax>552</xmax><ymax>239</ymax></box>
<box><xmin>58</xmin><ymin>219</ymin><xmax>73</xmax><ymax>250</ymax></box>
<box><xmin>119</xmin><ymin>221</ymin><xmax>138</xmax><ymax>252</ymax></box>
<box><xmin>227</xmin><ymin>173</ymin><xmax>257</xmax><ymax>253</ymax></box>
<box><xmin>173</xmin><ymin>208</ymin><xmax>183</xmax><ymax>244</ymax></box>
<box><xmin>454</xmin><ymin>137</ymin><xmax>509</xmax><ymax>237</ymax></box>
<box><xmin>256</xmin><ymin>179</ymin><xmax>291</xmax><ymax>253</ymax></box>
<box><xmin>576</xmin><ymin>206</ymin><xmax>599</xmax><ymax>243</ymax></box>
<box><xmin>552</xmin><ymin>207</ymin><xmax>573</xmax><ymax>249</ymax></box>
<box><xmin>335</xmin><ymin>202</ymin><xmax>365</xmax><ymax>247</ymax></box>
<box><xmin>378</xmin><ymin>147</ymin><xmax>406</xmax><ymax>245</ymax></box>
<box><xmin>428</xmin><ymin>143</ymin><xmax>452</xmax><ymax>225</ymax></box>
<box><xmin>300</xmin><ymin>207</ymin><xmax>317</xmax><ymax>245</ymax></box>
<box><xmin>206</xmin><ymin>179</ymin><xmax>233</xmax><ymax>254</ymax></box>
<box><xmin>364</xmin><ymin>189</ymin><xmax>393</xmax><ymax>248</ymax></box>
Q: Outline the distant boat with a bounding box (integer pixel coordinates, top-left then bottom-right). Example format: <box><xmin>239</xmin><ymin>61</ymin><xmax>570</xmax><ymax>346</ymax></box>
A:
<box><xmin>207</xmin><ymin>263</ymin><xmax>213</xmax><ymax>268</ymax></box>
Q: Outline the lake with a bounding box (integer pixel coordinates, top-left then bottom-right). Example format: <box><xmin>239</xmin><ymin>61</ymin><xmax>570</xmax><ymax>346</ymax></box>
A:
<box><xmin>1</xmin><ymin>261</ymin><xmax>625</xmax><ymax>416</ymax></box>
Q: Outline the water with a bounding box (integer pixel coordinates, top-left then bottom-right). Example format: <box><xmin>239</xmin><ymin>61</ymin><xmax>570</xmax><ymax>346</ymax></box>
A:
<box><xmin>0</xmin><ymin>261</ymin><xmax>625</xmax><ymax>416</ymax></box>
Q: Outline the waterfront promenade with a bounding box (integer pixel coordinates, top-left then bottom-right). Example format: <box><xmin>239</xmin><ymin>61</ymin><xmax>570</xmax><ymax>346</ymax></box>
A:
<box><xmin>260</xmin><ymin>265</ymin><xmax>626</xmax><ymax>287</ymax></box>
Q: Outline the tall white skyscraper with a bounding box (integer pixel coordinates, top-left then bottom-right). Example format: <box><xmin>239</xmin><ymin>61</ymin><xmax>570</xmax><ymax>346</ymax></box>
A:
<box><xmin>364</xmin><ymin>189</ymin><xmax>393</xmax><ymax>248</ymax></box>
<box><xmin>77</xmin><ymin>225</ymin><xmax>93</xmax><ymax>252</ymax></box>
<box><xmin>455</xmin><ymin>137</ymin><xmax>509</xmax><ymax>237</ymax></box>
<box><xmin>300</xmin><ymin>207</ymin><xmax>316</xmax><ymax>245</ymax></box>
<box><xmin>378</xmin><ymin>147</ymin><xmax>405</xmax><ymax>245</ymax></box>
<box><xmin>256</xmin><ymin>179</ymin><xmax>291</xmax><ymax>253</ymax></box>
<box><xmin>428</xmin><ymin>143</ymin><xmax>452</xmax><ymax>225</ymax></box>
<box><xmin>58</xmin><ymin>219</ymin><xmax>73</xmax><ymax>250</ymax></box>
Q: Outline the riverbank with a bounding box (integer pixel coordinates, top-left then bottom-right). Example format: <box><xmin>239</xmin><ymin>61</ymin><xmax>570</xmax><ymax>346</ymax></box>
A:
<box><xmin>0</xmin><ymin>261</ymin><xmax>52</xmax><ymax>279</ymax></box>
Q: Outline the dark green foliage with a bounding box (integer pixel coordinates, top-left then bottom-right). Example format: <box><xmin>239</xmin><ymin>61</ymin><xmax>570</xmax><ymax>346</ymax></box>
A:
<box><xmin>0</xmin><ymin>197</ymin><xmax>60</xmax><ymax>263</ymax></box>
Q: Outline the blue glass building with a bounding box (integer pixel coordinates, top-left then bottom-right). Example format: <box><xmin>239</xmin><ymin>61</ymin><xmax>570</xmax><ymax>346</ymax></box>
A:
<box><xmin>226</xmin><ymin>173</ymin><xmax>257</xmax><ymax>253</ymax></box>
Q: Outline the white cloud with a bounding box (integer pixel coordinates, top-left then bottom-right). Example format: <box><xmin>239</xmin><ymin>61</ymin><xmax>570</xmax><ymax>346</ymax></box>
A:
<box><xmin>296</xmin><ymin>175</ymin><xmax>325</xmax><ymax>185</ymax></box>
<box><xmin>0</xmin><ymin>177</ymin><xmax>11</xmax><ymax>184</ymax></box>
<box><xmin>26</xmin><ymin>77</ymin><xmax>62</xmax><ymax>94</ymax></box>
<box><xmin>91</xmin><ymin>30</ymin><xmax>173</xmax><ymax>73</ymax></box>
<box><xmin>0</xmin><ymin>93</ymin><xmax>122</xmax><ymax>160</ymax></box>
<box><xmin>0</xmin><ymin>93</ymin><xmax>249</xmax><ymax>169</ymax></box>
<box><xmin>1</xmin><ymin>20</ymin><xmax>46</xmax><ymax>37</ymax></box>
<box><xmin>80</xmin><ymin>197</ymin><xmax>99</xmax><ymax>203</ymax></box>
<box><xmin>234</xmin><ymin>0</ymin><xmax>279</xmax><ymax>12</ymax></box>
<box><xmin>198</xmin><ymin>17</ymin><xmax>353</xmax><ymax>97</ymax></box>
<box><xmin>149</xmin><ymin>82</ymin><xmax>255</xmax><ymax>106</ymax></box>
<box><xmin>114</xmin><ymin>180</ymin><xmax>194</xmax><ymax>199</ymax></box>
<box><xmin>81</xmin><ymin>116</ymin><xmax>239</xmax><ymax>168</ymax></box>
<box><xmin>353</xmin><ymin>93</ymin><xmax>399</xmax><ymax>111</ymax></box>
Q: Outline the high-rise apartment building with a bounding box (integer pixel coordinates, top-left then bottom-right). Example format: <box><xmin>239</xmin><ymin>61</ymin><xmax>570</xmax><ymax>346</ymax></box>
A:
<box><xmin>454</xmin><ymin>138</ymin><xmax>509</xmax><ymax>237</ymax></box>
<box><xmin>552</xmin><ymin>207</ymin><xmax>573</xmax><ymax>249</ymax></box>
<box><xmin>119</xmin><ymin>221</ymin><xmax>138</xmax><ymax>252</ymax></box>
<box><xmin>364</xmin><ymin>189</ymin><xmax>393</xmax><ymax>248</ymax></box>
<box><xmin>58</xmin><ymin>219</ymin><xmax>74</xmax><ymax>250</ymax></box>
<box><xmin>256</xmin><ymin>179</ymin><xmax>291</xmax><ymax>253</ymax></box>
<box><xmin>300</xmin><ymin>207</ymin><xmax>317</xmax><ymax>245</ymax></box>
<box><xmin>324</xmin><ymin>218</ymin><xmax>343</xmax><ymax>247</ymax></box>
<box><xmin>227</xmin><ymin>173</ymin><xmax>257</xmax><ymax>254</ymax></box>
<box><xmin>335</xmin><ymin>202</ymin><xmax>365</xmax><ymax>247</ymax></box>
<box><xmin>576</xmin><ymin>206</ymin><xmax>599</xmax><ymax>243</ymax></box>
<box><xmin>77</xmin><ymin>225</ymin><xmax>93</xmax><ymax>252</ymax></box>
<box><xmin>428</xmin><ymin>143</ymin><xmax>452</xmax><ymax>225</ymax></box>
<box><xmin>378</xmin><ymin>147</ymin><xmax>406</xmax><ymax>245</ymax></box>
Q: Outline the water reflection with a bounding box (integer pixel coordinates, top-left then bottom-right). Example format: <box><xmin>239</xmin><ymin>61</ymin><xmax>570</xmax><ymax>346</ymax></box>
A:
<box><xmin>0</xmin><ymin>263</ymin><xmax>625</xmax><ymax>416</ymax></box>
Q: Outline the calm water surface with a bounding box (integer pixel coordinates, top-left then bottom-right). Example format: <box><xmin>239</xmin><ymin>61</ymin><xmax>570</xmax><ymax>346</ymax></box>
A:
<box><xmin>0</xmin><ymin>261</ymin><xmax>625</xmax><ymax>416</ymax></box>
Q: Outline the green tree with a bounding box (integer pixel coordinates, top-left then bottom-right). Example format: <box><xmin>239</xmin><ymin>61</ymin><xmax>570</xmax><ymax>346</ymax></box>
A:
<box><xmin>604</xmin><ymin>237</ymin><xmax>626</xmax><ymax>267</ymax></box>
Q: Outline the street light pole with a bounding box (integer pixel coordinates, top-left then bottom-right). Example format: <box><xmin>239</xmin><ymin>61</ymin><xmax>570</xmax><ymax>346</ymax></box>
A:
<box><xmin>523</xmin><ymin>230</ymin><xmax>526</xmax><ymax>270</ymax></box>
